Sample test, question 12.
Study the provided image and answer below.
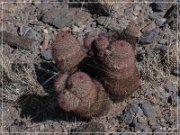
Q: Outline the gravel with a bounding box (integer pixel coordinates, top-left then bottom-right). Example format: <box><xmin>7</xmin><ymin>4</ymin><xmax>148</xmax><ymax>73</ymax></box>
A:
<box><xmin>139</xmin><ymin>102</ymin><xmax>157</xmax><ymax>118</ymax></box>
<box><xmin>71</xmin><ymin>122</ymin><xmax>105</xmax><ymax>134</ymax></box>
<box><xmin>139</xmin><ymin>29</ymin><xmax>157</xmax><ymax>44</ymax></box>
<box><xmin>164</xmin><ymin>83</ymin><xmax>177</xmax><ymax>93</ymax></box>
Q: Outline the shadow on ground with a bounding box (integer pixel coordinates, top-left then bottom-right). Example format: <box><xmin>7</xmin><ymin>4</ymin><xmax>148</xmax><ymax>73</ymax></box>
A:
<box><xmin>17</xmin><ymin>94</ymin><xmax>88</xmax><ymax>123</ymax></box>
<box><xmin>17</xmin><ymin>61</ymin><xmax>88</xmax><ymax>123</ymax></box>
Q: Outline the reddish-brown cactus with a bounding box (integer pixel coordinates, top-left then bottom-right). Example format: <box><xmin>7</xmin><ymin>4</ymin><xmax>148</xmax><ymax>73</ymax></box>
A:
<box><xmin>54</xmin><ymin>72</ymin><xmax>110</xmax><ymax>118</ymax></box>
<box><xmin>94</xmin><ymin>35</ymin><xmax>109</xmax><ymax>58</ymax></box>
<box><xmin>121</xmin><ymin>21</ymin><xmax>140</xmax><ymax>49</ymax></box>
<box><xmin>83</xmin><ymin>35</ymin><xmax>96</xmax><ymax>50</ymax></box>
<box><xmin>52</xmin><ymin>32</ymin><xmax>86</xmax><ymax>73</ymax></box>
<box><xmin>100</xmin><ymin>40</ymin><xmax>140</xmax><ymax>101</ymax></box>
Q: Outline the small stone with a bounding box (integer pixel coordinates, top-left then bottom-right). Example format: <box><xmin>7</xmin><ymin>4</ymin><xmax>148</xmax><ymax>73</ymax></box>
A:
<box><xmin>120</xmin><ymin>103</ymin><xmax>142</xmax><ymax>125</ymax></box>
<box><xmin>141</xmin><ymin>21</ymin><xmax>156</xmax><ymax>33</ymax></box>
<box><xmin>165</xmin><ymin>5</ymin><xmax>178</xmax><ymax>18</ymax></box>
<box><xmin>0</xmin><ymin>31</ymin><xmax>36</xmax><ymax>50</ymax></box>
<box><xmin>18</xmin><ymin>26</ymin><xmax>42</xmax><ymax>41</ymax></box>
<box><xmin>167</xmin><ymin>92</ymin><xmax>179</xmax><ymax>106</ymax></box>
<box><xmin>139</xmin><ymin>29</ymin><xmax>157</xmax><ymax>44</ymax></box>
<box><xmin>150</xmin><ymin>1</ymin><xmax>173</xmax><ymax>12</ymax></box>
<box><xmin>155</xmin><ymin>18</ymin><xmax>167</xmax><ymax>27</ymax></box>
<box><xmin>164</xmin><ymin>83</ymin><xmax>177</xmax><ymax>93</ymax></box>
<box><xmin>121</xmin><ymin>107</ymin><xmax>134</xmax><ymax>125</ymax></box>
<box><xmin>40</xmin><ymin>48</ymin><xmax>53</xmax><ymax>60</ymax></box>
<box><xmin>97</xmin><ymin>16</ymin><xmax>111</xmax><ymax>26</ymax></box>
<box><xmin>140</xmin><ymin>102</ymin><xmax>157</xmax><ymax>118</ymax></box>
<box><xmin>172</xmin><ymin>66</ymin><xmax>180</xmax><ymax>77</ymax></box>
<box><xmin>165</xmin><ymin>5</ymin><xmax>179</xmax><ymax>30</ymax></box>
<box><xmin>134</xmin><ymin>123</ymin><xmax>151</xmax><ymax>132</ymax></box>
<box><xmin>148</xmin><ymin>118</ymin><xmax>157</xmax><ymax>127</ymax></box>
<box><xmin>149</xmin><ymin>13</ymin><xmax>167</xmax><ymax>27</ymax></box>
<box><xmin>41</xmin><ymin>8</ymin><xmax>91</xmax><ymax>29</ymax></box>
<box><xmin>71</xmin><ymin>122</ymin><xmax>105</xmax><ymax>134</ymax></box>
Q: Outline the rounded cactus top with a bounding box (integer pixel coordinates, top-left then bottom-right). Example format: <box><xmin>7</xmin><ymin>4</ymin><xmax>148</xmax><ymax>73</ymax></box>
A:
<box><xmin>104</xmin><ymin>40</ymin><xmax>135</xmax><ymax>73</ymax></box>
<box><xmin>52</xmin><ymin>32</ymin><xmax>81</xmax><ymax>58</ymax></box>
<box><xmin>94</xmin><ymin>35</ymin><xmax>109</xmax><ymax>51</ymax></box>
<box><xmin>67</xmin><ymin>72</ymin><xmax>94</xmax><ymax>98</ymax></box>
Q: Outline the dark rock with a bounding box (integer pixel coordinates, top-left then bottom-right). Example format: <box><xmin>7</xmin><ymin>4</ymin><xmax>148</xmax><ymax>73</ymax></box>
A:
<box><xmin>18</xmin><ymin>26</ymin><xmax>42</xmax><ymax>41</ymax></box>
<box><xmin>121</xmin><ymin>106</ymin><xmax>134</xmax><ymax>125</ymax></box>
<box><xmin>167</xmin><ymin>92</ymin><xmax>179</xmax><ymax>106</ymax></box>
<box><xmin>131</xmin><ymin>104</ymin><xmax>144</xmax><ymax>116</ymax></box>
<box><xmin>97</xmin><ymin>16</ymin><xmax>111</xmax><ymax>26</ymax></box>
<box><xmin>40</xmin><ymin>48</ymin><xmax>53</xmax><ymax>61</ymax></box>
<box><xmin>40</xmin><ymin>8</ymin><xmax>91</xmax><ymax>29</ymax></box>
<box><xmin>149</xmin><ymin>13</ymin><xmax>167</xmax><ymax>27</ymax></box>
<box><xmin>150</xmin><ymin>1</ymin><xmax>173</xmax><ymax>12</ymax></box>
<box><xmin>139</xmin><ymin>29</ymin><xmax>157</xmax><ymax>44</ymax></box>
<box><xmin>120</xmin><ymin>103</ymin><xmax>143</xmax><ymax>125</ymax></box>
<box><xmin>136</xmin><ymin>53</ymin><xmax>144</xmax><ymax>62</ymax></box>
<box><xmin>165</xmin><ymin>5</ymin><xmax>178</xmax><ymax>18</ymax></box>
<box><xmin>165</xmin><ymin>5</ymin><xmax>179</xmax><ymax>30</ymax></box>
<box><xmin>164</xmin><ymin>83</ymin><xmax>177</xmax><ymax>93</ymax></box>
<box><xmin>140</xmin><ymin>102</ymin><xmax>157</xmax><ymax>118</ymax></box>
<box><xmin>71</xmin><ymin>122</ymin><xmax>105</xmax><ymax>135</ymax></box>
<box><xmin>171</xmin><ymin>66</ymin><xmax>180</xmax><ymax>76</ymax></box>
<box><xmin>40</xmin><ymin>8</ymin><xmax>73</xmax><ymax>28</ymax></box>
<box><xmin>134</xmin><ymin>123</ymin><xmax>151</xmax><ymax>132</ymax></box>
<box><xmin>0</xmin><ymin>31</ymin><xmax>36</xmax><ymax>50</ymax></box>
<box><xmin>164</xmin><ymin>113</ymin><xmax>173</xmax><ymax>124</ymax></box>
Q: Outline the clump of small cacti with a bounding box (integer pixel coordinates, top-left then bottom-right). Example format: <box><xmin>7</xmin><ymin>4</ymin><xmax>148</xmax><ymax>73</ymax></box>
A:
<box><xmin>54</xmin><ymin>72</ymin><xmax>110</xmax><ymax>118</ymax></box>
<box><xmin>52</xmin><ymin>32</ymin><xmax>86</xmax><ymax>73</ymax></box>
<box><xmin>100</xmin><ymin>40</ymin><xmax>140</xmax><ymax>101</ymax></box>
<box><xmin>52</xmin><ymin>31</ymin><xmax>140</xmax><ymax>117</ymax></box>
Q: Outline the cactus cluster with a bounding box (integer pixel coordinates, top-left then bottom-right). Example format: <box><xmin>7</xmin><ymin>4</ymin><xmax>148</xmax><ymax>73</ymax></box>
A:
<box><xmin>52</xmin><ymin>31</ymin><xmax>140</xmax><ymax>118</ymax></box>
<box><xmin>54</xmin><ymin>72</ymin><xmax>110</xmax><ymax>118</ymax></box>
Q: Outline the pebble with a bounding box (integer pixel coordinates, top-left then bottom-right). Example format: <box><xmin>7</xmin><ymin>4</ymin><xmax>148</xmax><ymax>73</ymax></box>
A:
<box><xmin>155</xmin><ymin>18</ymin><xmax>167</xmax><ymax>27</ymax></box>
<box><xmin>139</xmin><ymin>29</ymin><xmax>157</xmax><ymax>44</ymax></box>
<box><xmin>164</xmin><ymin>83</ymin><xmax>177</xmax><ymax>93</ymax></box>
<box><xmin>139</xmin><ymin>102</ymin><xmax>157</xmax><ymax>118</ymax></box>
<box><xmin>40</xmin><ymin>48</ymin><xmax>53</xmax><ymax>61</ymax></box>
<box><xmin>121</xmin><ymin>106</ymin><xmax>134</xmax><ymax>125</ymax></box>
<box><xmin>165</xmin><ymin>5</ymin><xmax>178</xmax><ymax>30</ymax></box>
<box><xmin>120</xmin><ymin>103</ymin><xmax>143</xmax><ymax>125</ymax></box>
<box><xmin>0</xmin><ymin>31</ymin><xmax>36</xmax><ymax>50</ymax></box>
<box><xmin>172</xmin><ymin>66</ymin><xmax>180</xmax><ymax>77</ymax></box>
<box><xmin>71</xmin><ymin>122</ymin><xmax>105</xmax><ymax>134</ymax></box>
<box><xmin>141</xmin><ymin>21</ymin><xmax>156</xmax><ymax>33</ymax></box>
<box><xmin>167</xmin><ymin>92</ymin><xmax>179</xmax><ymax>106</ymax></box>
<box><xmin>149</xmin><ymin>13</ymin><xmax>166</xmax><ymax>27</ymax></box>
<box><xmin>18</xmin><ymin>26</ymin><xmax>42</xmax><ymax>41</ymax></box>
<box><xmin>134</xmin><ymin>123</ymin><xmax>151</xmax><ymax>132</ymax></box>
<box><xmin>97</xmin><ymin>16</ymin><xmax>111</xmax><ymax>26</ymax></box>
<box><xmin>150</xmin><ymin>1</ymin><xmax>173</xmax><ymax>12</ymax></box>
<box><xmin>41</xmin><ymin>8</ymin><xmax>91</xmax><ymax>29</ymax></box>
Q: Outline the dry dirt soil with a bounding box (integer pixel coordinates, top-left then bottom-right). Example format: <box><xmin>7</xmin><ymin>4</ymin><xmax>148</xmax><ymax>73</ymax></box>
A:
<box><xmin>0</xmin><ymin>0</ymin><xmax>179</xmax><ymax>134</ymax></box>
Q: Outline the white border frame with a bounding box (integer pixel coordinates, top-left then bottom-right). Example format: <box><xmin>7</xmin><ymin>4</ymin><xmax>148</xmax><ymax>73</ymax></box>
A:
<box><xmin>1</xmin><ymin>0</ymin><xmax>179</xmax><ymax>134</ymax></box>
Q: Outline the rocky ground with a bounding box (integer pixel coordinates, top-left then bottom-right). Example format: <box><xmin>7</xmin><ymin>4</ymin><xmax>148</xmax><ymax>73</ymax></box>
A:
<box><xmin>0</xmin><ymin>0</ymin><xmax>179</xmax><ymax>134</ymax></box>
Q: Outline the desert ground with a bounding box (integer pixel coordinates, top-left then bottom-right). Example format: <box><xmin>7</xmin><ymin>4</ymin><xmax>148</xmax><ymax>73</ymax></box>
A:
<box><xmin>0</xmin><ymin>0</ymin><xmax>179</xmax><ymax>134</ymax></box>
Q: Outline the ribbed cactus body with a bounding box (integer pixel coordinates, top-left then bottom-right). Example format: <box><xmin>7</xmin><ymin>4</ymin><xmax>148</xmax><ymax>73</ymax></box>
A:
<box><xmin>54</xmin><ymin>72</ymin><xmax>110</xmax><ymax>118</ymax></box>
<box><xmin>101</xmin><ymin>40</ymin><xmax>140</xmax><ymax>101</ymax></box>
<box><xmin>52</xmin><ymin>32</ymin><xmax>86</xmax><ymax>73</ymax></box>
